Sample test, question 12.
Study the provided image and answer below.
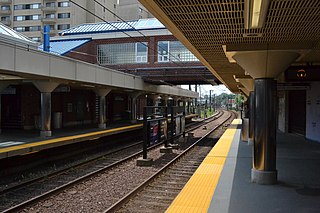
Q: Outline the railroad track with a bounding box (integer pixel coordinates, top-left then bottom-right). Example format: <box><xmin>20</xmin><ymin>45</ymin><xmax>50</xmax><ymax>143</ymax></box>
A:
<box><xmin>106</xmin><ymin>110</ymin><xmax>237</xmax><ymax>213</ymax></box>
<box><xmin>0</xmin><ymin>110</ymin><xmax>225</xmax><ymax>212</ymax></box>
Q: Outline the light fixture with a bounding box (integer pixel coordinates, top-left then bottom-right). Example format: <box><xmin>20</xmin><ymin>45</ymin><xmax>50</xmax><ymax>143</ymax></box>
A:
<box><xmin>244</xmin><ymin>0</ymin><xmax>270</xmax><ymax>29</ymax></box>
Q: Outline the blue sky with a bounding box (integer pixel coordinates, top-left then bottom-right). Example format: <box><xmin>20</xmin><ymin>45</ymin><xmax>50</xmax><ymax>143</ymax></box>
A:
<box><xmin>181</xmin><ymin>84</ymin><xmax>232</xmax><ymax>96</ymax></box>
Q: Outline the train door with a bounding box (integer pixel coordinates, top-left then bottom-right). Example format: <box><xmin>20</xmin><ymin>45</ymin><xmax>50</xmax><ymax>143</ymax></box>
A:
<box><xmin>288</xmin><ymin>90</ymin><xmax>306</xmax><ymax>135</ymax></box>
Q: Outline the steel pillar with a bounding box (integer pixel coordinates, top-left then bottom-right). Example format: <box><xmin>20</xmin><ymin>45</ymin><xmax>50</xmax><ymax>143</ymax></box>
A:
<box><xmin>252</xmin><ymin>78</ymin><xmax>277</xmax><ymax>184</ymax></box>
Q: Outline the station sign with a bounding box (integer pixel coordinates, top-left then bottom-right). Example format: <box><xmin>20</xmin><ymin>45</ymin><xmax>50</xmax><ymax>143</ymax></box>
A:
<box><xmin>285</xmin><ymin>66</ymin><xmax>320</xmax><ymax>81</ymax></box>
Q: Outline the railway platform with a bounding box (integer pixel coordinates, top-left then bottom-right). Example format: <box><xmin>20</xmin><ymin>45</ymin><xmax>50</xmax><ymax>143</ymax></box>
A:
<box><xmin>0</xmin><ymin>122</ymin><xmax>142</xmax><ymax>160</ymax></box>
<box><xmin>167</xmin><ymin>119</ymin><xmax>320</xmax><ymax>212</ymax></box>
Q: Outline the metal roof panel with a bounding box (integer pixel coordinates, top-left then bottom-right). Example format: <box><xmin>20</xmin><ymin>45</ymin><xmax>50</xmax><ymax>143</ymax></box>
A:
<box><xmin>38</xmin><ymin>39</ymin><xmax>91</xmax><ymax>55</ymax></box>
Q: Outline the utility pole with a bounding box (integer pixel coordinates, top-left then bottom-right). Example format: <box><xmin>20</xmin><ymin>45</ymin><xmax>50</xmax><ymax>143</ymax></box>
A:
<box><xmin>209</xmin><ymin>90</ymin><xmax>212</xmax><ymax>112</ymax></box>
<box><xmin>213</xmin><ymin>94</ymin><xmax>216</xmax><ymax>112</ymax></box>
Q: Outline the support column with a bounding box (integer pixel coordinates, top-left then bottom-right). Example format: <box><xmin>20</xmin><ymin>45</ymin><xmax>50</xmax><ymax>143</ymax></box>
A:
<box><xmin>163</xmin><ymin>96</ymin><xmax>169</xmax><ymax>107</ymax></box>
<box><xmin>0</xmin><ymin>83</ymin><xmax>10</xmax><ymax>134</ymax></box>
<box><xmin>33</xmin><ymin>81</ymin><xmax>59</xmax><ymax>137</ymax></box>
<box><xmin>248</xmin><ymin>91</ymin><xmax>255</xmax><ymax>145</ymax></box>
<box><xmin>251</xmin><ymin>78</ymin><xmax>277</xmax><ymax>184</ymax></box>
<box><xmin>94</xmin><ymin>88</ymin><xmax>111</xmax><ymax>129</ymax></box>
<box><xmin>40</xmin><ymin>92</ymin><xmax>52</xmax><ymax>137</ymax></box>
<box><xmin>182</xmin><ymin>99</ymin><xmax>186</xmax><ymax>112</ymax></box>
<box><xmin>129</xmin><ymin>92</ymin><xmax>143</xmax><ymax>123</ymax></box>
<box><xmin>233</xmin><ymin>50</ymin><xmax>300</xmax><ymax>185</ymax></box>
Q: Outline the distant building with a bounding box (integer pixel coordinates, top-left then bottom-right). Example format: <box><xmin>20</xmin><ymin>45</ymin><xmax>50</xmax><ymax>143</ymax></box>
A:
<box><xmin>45</xmin><ymin>18</ymin><xmax>219</xmax><ymax>86</ymax></box>
<box><xmin>0</xmin><ymin>0</ymin><xmax>152</xmax><ymax>42</ymax></box>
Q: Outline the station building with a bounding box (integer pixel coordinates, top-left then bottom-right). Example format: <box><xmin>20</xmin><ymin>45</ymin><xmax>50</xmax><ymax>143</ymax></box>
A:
<box><xmin>45</xmin><ymin>18</ymin><xmax>218</xmax><ymax>86</ymax></box>
<box><xmin>0</xmin><ymin>22</ymin><xmax>198</xmax><ymax>137</ymax></box>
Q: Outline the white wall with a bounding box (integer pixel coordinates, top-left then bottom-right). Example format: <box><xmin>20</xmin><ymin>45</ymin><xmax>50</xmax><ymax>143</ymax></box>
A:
<box><xmin>306</xmin><ymin>82</ymin><xmax>320</xmax><ymax>142</ymax></box>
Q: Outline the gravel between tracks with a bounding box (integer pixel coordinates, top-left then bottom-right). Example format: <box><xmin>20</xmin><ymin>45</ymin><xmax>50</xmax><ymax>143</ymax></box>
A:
<box><xmin>20</xmin><ymin>111</ymin><xmax>233</xmax><ymax>213</ymax></box>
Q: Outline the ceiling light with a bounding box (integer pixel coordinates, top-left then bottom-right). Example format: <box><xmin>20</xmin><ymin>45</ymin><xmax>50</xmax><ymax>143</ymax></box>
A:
<box><xmin>244</xmin><ymin>0</ymin><xmax>270</xmax><ymax>29</ymax></box>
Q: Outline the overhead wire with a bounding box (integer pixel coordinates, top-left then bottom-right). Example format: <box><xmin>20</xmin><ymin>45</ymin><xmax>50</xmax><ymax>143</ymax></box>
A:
<box><xmin>69</xmin><ymin>0</ymin><xmax>181</xmax><ymax>63</ymax></box>
<box><xmin>68</xmin><ymin>0</ymin><xmax>212</xmax><ymax>84</ymax></box>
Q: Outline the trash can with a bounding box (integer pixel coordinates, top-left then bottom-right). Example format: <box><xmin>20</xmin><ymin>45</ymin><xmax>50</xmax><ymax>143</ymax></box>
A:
<box><xmin>53</xmin><ymin>112</ymin><xmax>62</xmax><ymax>129</ymax></box>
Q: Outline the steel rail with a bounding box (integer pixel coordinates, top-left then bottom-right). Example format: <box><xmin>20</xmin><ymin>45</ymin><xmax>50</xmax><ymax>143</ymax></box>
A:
<box><xmin>2</xmin><ymin>110</ymin><xmax>225</xmax><ymax>213</ymax></box>
<box><xmin>104</xmin><ymin>110</ymin><xmax>235</xmax><ymax>213</ymax></box>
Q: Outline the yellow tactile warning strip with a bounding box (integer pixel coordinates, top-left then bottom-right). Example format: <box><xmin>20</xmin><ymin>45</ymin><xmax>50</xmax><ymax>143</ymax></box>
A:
<box><xmin>0</xmin><ymin>124</ymin><xmax>142</xmax><ymax>158</ymax></box>
<box><xmin>166</xmin><ymin>119</ymin><xmax>241</xmax><ymax>213</ymax></box>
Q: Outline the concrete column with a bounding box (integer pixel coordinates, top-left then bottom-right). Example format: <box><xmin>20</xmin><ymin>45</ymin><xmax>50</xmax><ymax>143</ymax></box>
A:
<box><xmin>233</xmin><ymin>50</ymin><xmax>300</xmax><ymax>185</ymax></box>
<box><xmin>0</xmin><ymin>83</ymin><xmax>9</xmax><ymax>134</ymax></box>
<box><xmin>248</xmin><ymin>91</ymin><xmax>255</xmax><ymax>145</ymax></box>
<box><xmin>163</xmin><ymin>96</ymin><xmax>169</xmax><ymax>107</ymax></box>
<box><xmin>252</xmin><ymin>78</ymin><xmax>277</xmax><ymax>184</ymax></box>
<box><xmin>40</xmin><ymin>92</ymin><xmax>52</xmax><ymax>137</ymax></box>
<box><xmin>33</xmin><ymin>81</ymin><xmax>59</xmax><ymax>137</ymax></box>
<box><xmin>129</xmin><ymin>92</ymin><xmax>143</xmax><ymax>123</ymax></box>
<box><xmin>182</xmin><ymin>99</ymin><xmax>186</xmax><ymax>112</ymax></box>
<box><xmin>94</xmin><ymin>88</ymin><xmax>111</xmax><ymax>129</ymax></box>
<box><xmin>152</xmin><ymin>95</ymin><xmax>159</xmax><ymax>106</ymax></box>
<box><xmin>99</xmin><ymin>96</ymin><xmax>106</xmax><ymax>128</ymax></box>
<box><xmin>131</xmin><ymin>97</ymin><xmax>137</xmax><ymax>122</ymax></box>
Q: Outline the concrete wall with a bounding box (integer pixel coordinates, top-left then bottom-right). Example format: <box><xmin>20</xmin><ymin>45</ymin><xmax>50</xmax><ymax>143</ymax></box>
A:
<box><xmin>306</xmin><ymin>82</ymin><xmax>320</xmax><ymax>142</ymax></box>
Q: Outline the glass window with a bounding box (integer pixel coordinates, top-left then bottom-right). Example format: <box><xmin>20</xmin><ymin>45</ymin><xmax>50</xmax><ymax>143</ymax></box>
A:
<box><xmin>46</xmin><ymin>2</ymin><xmax>56</xmax><ymax>7</ymax></box>
<box><xmin>31</xmin><ymin>3</ymin><xmax>41</xmax><ymax>9</ymax></box>
<box><xmin>45</xmin><ymin>13</ymin><xmax>55</xmax><ymax>19</ymax></box>
<box><xmin>57</xmin><ymin>24</ymin><xmax>70</xmax><ymax>30</ymax></box>
<box><xmin>32</xmin><ymin>15</ymin><xmax>40</xmax><ymax>20</ymax></box>
<box><xmin>13</xmin><ymin>4</ymin><xmax>40</xmax><ymax>10</ymax></box>
<box><xmin>97</xmin><ymin>42</ymin><xmax>148</xmax><ymax>65</ymax></box>
<box><xmin>14</xmin><ymin>27</ymin><xmax>23</xmax><ymax>32</ymax></box>
<box><xmin>49</xmin><ymin>25</ymin><xmax>55</xmax><ymax>30</ymax></box>
<box><xmin>14</xmin><ymin>5</ymin><xmax>23</xmax><ymax>10</ymax></box>
<box><xmin>58</xmin><ymin>13</ymin><xmax>70</xmax><ymax>19</ymax></box>
<box><xmin>158</xmin><ymin>41</ymin><xmax>169</xmax><ymax>62</ymax></box>
<box><xmin>135</xmin><ymin>42</ymin><xmax>148</xmax><ymax>63</ymax></box>
<box><xmin>14</xmin><ymin>15</ymin><xmax>40</xmax><ymax>21</ymax></box>
<box><xmin>30</xmin><ymin>26</ymin><xmax>41</xmax><ymax>31</ymax></box>
<box><xmin>157</xmin><ymin>40</ymin><xmax>198</xmax><ymax>63</ymax></box>
<box><xmin>14</xmin><ymin>16</ymin><xmax>23</xmax><ymax>21</ymax></box>
<box><xmin>1</xmin><ymin>16</ymin><xmax>10</xmax><ymax>21</ymax></box>
<box><xmin>1</xmin><ymin>5</ymin><xmax>10</xmax><ymax>11</ymax></box>
<box><xmin>58</xmin><ymin>2</ymin><xmax>70</xmax><ymax>7</ymax></box>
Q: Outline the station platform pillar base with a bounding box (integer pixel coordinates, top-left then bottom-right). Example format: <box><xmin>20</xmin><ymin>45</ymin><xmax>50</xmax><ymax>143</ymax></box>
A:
<box><xmin>98</xmin><ymin>123</ymin><xmax>106</xmax><ymax>129</ymax></box>
<box><xmin>251</xmin><ymin>168</ymin><xmax>277</xmax><ymax>185</ymax></box>
<box><xmin>40</xmin><ymin>130</ymin><xmax>52</xmax><ymax>137</ymax></box>
<box><xmin>248</xmin><ymin>138</ymin><xmax>253</xmax><ymax>145</ymax></box>
<box><xmin>136</xmin><ymin>157</ymin><xmax>153</xmax><ymax>167</ymax></box>
<box><xmin>160</xmin><ymin>146</ymin><xmax>173</xmax><ymax>153</ymax></box>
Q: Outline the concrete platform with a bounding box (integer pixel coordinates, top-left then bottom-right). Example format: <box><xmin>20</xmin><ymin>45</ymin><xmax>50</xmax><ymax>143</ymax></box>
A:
<box><xmin>209</xmin><ymin>132</ymin><xmax>320</xmax><ymax>213</ymax></box>
<box><xmin>0</xmin><ymin>122</ymin><xmax>142</xmax><ymax>160</ymax></box>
